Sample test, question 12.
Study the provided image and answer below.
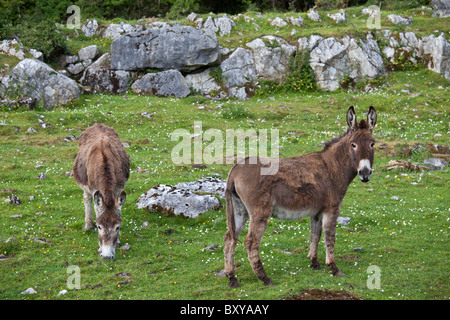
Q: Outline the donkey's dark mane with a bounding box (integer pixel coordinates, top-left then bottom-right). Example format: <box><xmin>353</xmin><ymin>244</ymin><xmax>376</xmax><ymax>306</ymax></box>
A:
<box><xmin>323</xmin><ymin>128</ymin><xmax>350</xmax><ymax>151</ymax></box>
<box><xmin>323</xmin><ymin>119</ymin><xmax>368</xmax><ymax>151</ymax></box>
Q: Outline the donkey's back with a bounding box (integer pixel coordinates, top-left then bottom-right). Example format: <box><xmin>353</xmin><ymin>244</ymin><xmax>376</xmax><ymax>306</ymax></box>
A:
<box><xmin>73</xmin><ymin>123</ymin><xmax>130</xmax><ymax>259</ymax></box>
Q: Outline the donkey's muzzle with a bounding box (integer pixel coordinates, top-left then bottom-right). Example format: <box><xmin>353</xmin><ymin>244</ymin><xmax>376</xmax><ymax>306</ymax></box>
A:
<box><xmin>100</xmin><ymin>246</ymin><xmax>115</xmax><ymax>260</ymax></box>
<box><xmin>358</xmin><ymin>159</ymin><xmax>372</xmax><ymax>183</ymax></box>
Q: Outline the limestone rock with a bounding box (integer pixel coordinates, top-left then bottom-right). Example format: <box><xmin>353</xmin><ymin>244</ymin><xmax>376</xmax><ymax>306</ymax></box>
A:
<box><xmin>131</xmin><ymin>70</ymin><xmax>190</xmax><ymax>98</ymax></box>
<box><xmin>80</xmin><ymin>53</ymin><xmax>132</xmax><ymax>94</ymax></box>
<box><xmin>136</xmin><ymin>184</ymin><xmax>222</xmax><ymax>218</ymax></box>
<box><xmin>246</xmin><ymin>36</ymin><xmax>296</xmax><ymax>81</ymax></box>
<box><xmin>1</xmin><ymin>59</ymin><xmax>79</xmax><ymax>109</ymax></box>
<box><xmin>111</xmin><ymin>24</ymin><xmax>220</xmax><ymax>72</ymax></box>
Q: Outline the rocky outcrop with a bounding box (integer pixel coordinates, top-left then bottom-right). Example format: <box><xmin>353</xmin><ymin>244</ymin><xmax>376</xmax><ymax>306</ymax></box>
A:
<box><xmin>420</xmin><ymin>33</ymin><xmax>450</xmax><ymax>79</ymax></box>
<box><xmin>246</xmin><ymin>36</ymin><xmax>296</xmax><ymax>81</ymax></box>
<box><xmin>136</xmin><ymin>183</ymin><xmax>222</xmax><ymax>218</ymax></box>
<box><xmin>0</xmin><ymin>39</ymin><xmax>43</xmax><ymax>60</ymax></box>
<box><xmin>64</xmin><ymin>45</ymin><xmax>99</xmax><ymax>75</ymax></box>
<box><xmin>185</xmin><ymin>68</ymin><xmax>222</xmax><ymax>97</ymax></box>
<box><xmin>1</xmin><ymin>59</ymin><xmax>79</xmax><ymax>109</ymax></box>
<box><xmin>79</xmin><ymin>53</ymin><xmax>132</xmax><ymax>94</ymax></box>
<box><xmin>305</xmin><ymin>34</ymin><xmax>385</xmax><ymax>91</ymax></box>
<box><xmin>131</xmin><ymin>70</ymin><xmax>190</xmax><ymax>97</ymax></box>
<box><xmin>111</xmin><ymin>23</ymin><xmax>220</xmax><ymax>72</ymax></box>
<box><xmin>431</xmin><ymin>0</ymin><xmax>450</xmax><ymax>17</ymax></box>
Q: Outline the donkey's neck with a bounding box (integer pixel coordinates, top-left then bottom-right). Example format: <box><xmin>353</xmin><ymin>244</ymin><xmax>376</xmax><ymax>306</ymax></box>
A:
<box><xmin>321</xmin><ymin>136</ymin><xmax>357</xmax><ymax>195</ymax></box>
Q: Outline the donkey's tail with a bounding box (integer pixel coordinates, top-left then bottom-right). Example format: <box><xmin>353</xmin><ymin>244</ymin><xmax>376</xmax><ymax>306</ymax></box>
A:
<box><xmin>225</xmin><ymin>177</ymin><xmax>238</xmax><ymax>242</ymax></box>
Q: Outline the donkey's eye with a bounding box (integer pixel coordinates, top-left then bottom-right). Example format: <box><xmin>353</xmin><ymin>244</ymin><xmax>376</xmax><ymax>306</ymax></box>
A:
<box><xmin>116</xmin><ymin>227</ymin><xmax>120</xmax><ymax>232</ymax></box>
<box><xmin>97</xmin><ymin>225</ymin><xmax>102</xmax><ymax>231</ymax></box>
<box><xmin>370</xmin><ymin>142</ymin><xmax>375</xmax><ymax>148</ymax></box>
<box><xmin>351</xmin><ymin>143</ymin><xmax>357</xmax><ymax>149</ymax></box>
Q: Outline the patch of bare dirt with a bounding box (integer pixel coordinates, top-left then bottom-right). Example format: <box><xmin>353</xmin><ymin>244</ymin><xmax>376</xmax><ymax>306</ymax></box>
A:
<box><xmin>283</xmin><ymin>288</ymin><xmax>363</xmax><ymax>300</ymax></box>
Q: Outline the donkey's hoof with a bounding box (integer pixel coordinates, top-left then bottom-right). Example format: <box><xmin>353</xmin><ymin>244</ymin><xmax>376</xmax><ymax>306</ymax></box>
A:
<box><xmin>228</xmin><ymin>277</ymin><xmax>240</xmax><ymax>288</ymax></box>
<box><xmin>333</xmin><ymin>270</ymin><xmax>346</xmax><ymax>277</ymax></box>
<box><xmin>84</xmin><ymin>224</ymin><xmax>96</xmax><ymax>231</ymax></box>
<box><xmin>263</xmin><ymin>278</ymin><xmax>275</xmax><ymax>286</ymax></box>
<box><xmin>328</xmin><ymin>264</ymin><xmax>346</xmax><ymax>277</ymax></box>
<box><xmin>310</xmin><ymin>259</ymin><xmax>321</xmax><ymax>270</ymax></box>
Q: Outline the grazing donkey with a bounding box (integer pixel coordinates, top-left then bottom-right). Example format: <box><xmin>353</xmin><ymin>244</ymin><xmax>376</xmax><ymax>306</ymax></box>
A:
<box><xmin>224</xmin><ymin>106</ymin><xmax>377</xmax><ymax>287</ymax></box>
<box><xmin>73</xmin><ymin>123</ymin><xmax>130</xmax><ymax>260</ymax></box>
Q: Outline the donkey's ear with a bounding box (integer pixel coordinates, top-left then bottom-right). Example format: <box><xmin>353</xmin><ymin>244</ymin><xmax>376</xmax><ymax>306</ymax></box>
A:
<box><xmin>367</xmin><ymin>106</ymin><xmax>377</xmax><ymax>130</ymax></box>
<box><xmin>93</xmin><ymin>191</ymin><xmax>103</xmax><ymax>207</ymax></box>
<box><xmin>346</xmin><ymin>106</ymin><xmax>357</xmax><ymax>129</ymax></box>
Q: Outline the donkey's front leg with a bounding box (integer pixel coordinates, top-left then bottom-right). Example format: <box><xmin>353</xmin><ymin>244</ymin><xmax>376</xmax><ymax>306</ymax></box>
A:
<box><xmin>323</xmin><ymin>211</ymin><xmax>346</xmax><ymax>277</ymax></box>
<box><xmin>83</xmin><ymin>190</ymin><xmax>95</xmax><ymax>230</ymax></box>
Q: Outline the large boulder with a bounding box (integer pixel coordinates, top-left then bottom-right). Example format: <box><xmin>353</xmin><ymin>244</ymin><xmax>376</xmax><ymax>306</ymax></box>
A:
<box><xmin>309</xmin><ymin>34</ymin><xmax>385</xmax><ymax>91</ymax></box>
<box><xmin>136</xmin><ymin>184</ymin><xmax>222</xmax><ymax>218</ymax></box>
<box><xmin>420</xmin><ymin>33</ymin><xmax>450</xmax><ymax>79</ymax></box>
<box><xmin>246</xmin><ymin>36</ymin><xmax>296</xmax><ymax>81</ymax></box>
<box><xmin>131</xmin><ymin>70</ymin><xmax>190</xmax><ymax>97</ymax></box>
<box><xmin>220</xmin><ymin>48</ymin><xmax>257</xmax><ymax>88</ymax></box>
<box><xmin>1</xmin><ymin>59</ymin><xmax>79</xmax><ymax>109</ymax></box>
<box><xmin>174</xmin><ymin>177</ymin><xmax>226</xmax><ymax>199</ymax></box>
<box><xmin>111</xmin><ymin>23</ymin><xmax>220</xmax><ymax>72</ymax></box>
<box><xmin>185</xmin><ymin>68</ymin><xmax>222</xmax><ymax>96</ymax></box>
<box><xmin>79</xmin><ymin>53</ymin><xmax>132</xmax><ymax>94</ymax></box>
<box><xmin>431</xmin><ymin>0</ymin><xmax>450</xmax><ymax>17</ymax></box>
<box><xmin>102</xmin><ymin>22</ymin><xmax>143</xmax><ymax>40</ymax></box>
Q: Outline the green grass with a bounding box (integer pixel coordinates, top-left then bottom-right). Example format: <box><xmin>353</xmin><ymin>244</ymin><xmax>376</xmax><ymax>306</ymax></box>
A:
<box><xmin>0</xmin><ymin>66</ymin><xmax>449</xmax><ymax>300</ymax></box>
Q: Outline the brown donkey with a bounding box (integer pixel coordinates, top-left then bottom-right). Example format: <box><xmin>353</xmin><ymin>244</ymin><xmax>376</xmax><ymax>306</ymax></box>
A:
<box><xmin>73</xmin><ymin>123</ymin><xmax>130</xmax><ymax>260</ymax></box>
<box><xmin>224</xmin><ymin>106</ymin><xmax>377</xmax><ymax>287</ymax></box>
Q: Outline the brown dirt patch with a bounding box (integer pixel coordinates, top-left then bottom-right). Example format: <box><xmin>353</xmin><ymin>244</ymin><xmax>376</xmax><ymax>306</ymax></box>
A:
<box><xmin>284</xmin><ymin>288</ymin><xmax>363</xmax><ymax>300</ymax></box>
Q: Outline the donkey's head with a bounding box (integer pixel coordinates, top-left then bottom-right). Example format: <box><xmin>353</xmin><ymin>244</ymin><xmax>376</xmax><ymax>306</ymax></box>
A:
<box><xmin>93</xmin><ymin>190</ymin><xmax>126</xmax><ymax>260</ymax></box>
<box><xmin>346</xmin><ymin>106</ymin><xmax>377</xmax><ymax>183</ymax></box>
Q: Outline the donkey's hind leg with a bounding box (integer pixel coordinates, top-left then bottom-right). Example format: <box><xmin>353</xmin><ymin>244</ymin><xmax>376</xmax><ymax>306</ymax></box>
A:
<box><xmin>224</xmin><ymin>195</ymin><xmax>249</xmax><ymax>288</ymax></box>
<box><xmin>245</xmin><ymin>209</ymin><xmax>274</xmax><ymax>286</ymax></box>
<box><xmin>307</xmin><ymin>214</ymin><xmax>322</xmax><ymax>270</ymax></box>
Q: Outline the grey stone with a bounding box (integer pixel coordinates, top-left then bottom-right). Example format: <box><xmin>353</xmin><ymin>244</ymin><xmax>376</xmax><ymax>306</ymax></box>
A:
<box><xmin>420</xmin><ymin>33</ymin><xmax>450</xmax><ymax>79</ymax></box>
<box><xmin>220</xmin><ymin>47</ymin><xmax>257</xmax><ymax>87</ymax></box>
<box><xmin>423</xmin><ymin>158</ymin><xmax>446</xmax><ymax>170</ymax></box>
<box><xmin>77</xmin><ymin>45</ymin><xmax>99</xmax><ymax>61</ymax></box>
<box><xmin>431</xmin><ymin>0</ymin><xmax>450</xmax><ymax>17</ymax></box>
<box><xmin>131</xmin><ymin>70</ymin><xmax>190</xmax><ymax>98</ymax></box>
<box><xmin>387</xmin><ymin>14</ymin><xmax>412</xmax><ymax>25</ymax></box>
<box><xmin>136</xmin><ymin>184</ymin><xmax>222</xmax><ymax>218</ymax></box>
<box><xmin>66</xmin><ymin>62</ymin><xmax>85</xmax><ymax>75</ymax></box>
<box><xmin>80</xmin><ymin>53</ymin><xmax>132</xmax><ymax>94</ymax></box>
<box><xmin>307</xmin><ymin>8</ymin><xmax>321</xmax><ymax>22</ymax></box>
<box><xmin>246</xmin><ymin>36</ymin><xmax>296</xmax><ymax>81</ymax></box>
<box><xmin>337</xmin><ymin>216</ymin><xmax>351</xmax><ymax>225</ymax></box>
<box><xmin>327</xmin><ymin>9</ymin><xmax>346</xmax><ymax>23</ymax></box>
<box><xmin>270</xmin><ymin>17</ymin><xmax>288</xmax><ymax>27</ymax></box>
<box><xmin>111</xmin><ymin>24</ymin><xmax>220</xmax><ymax>72</ymax></box>
<box><xmin>174</xmin><ymin>177</ymin><xmax>226</xmax><ymax>199</ymax></box>
<box><xmin>1</xmin><ymin>59</ymin><xmax>79</xmax><ymax>109</ymax></box>
<box><xmin>81</xmin><ymin>19</ymin><xmax>98</xmax><ymax>37</ymax></box>
<box><xmin>309</xmin><ymin>34</ymin><xmax>385</xmax><ymax>91</ymax></box>
<box><xmin>185</xmin><ymin>68</ymin><xmax>221</xmax><ymax>96</ymax></box>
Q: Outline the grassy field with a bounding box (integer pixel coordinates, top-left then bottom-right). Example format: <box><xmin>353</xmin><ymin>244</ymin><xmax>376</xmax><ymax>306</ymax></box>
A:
<box><xmin>0</xmin><ymin>65</ymin><xmax>448</xmax><ymax>300</ymax></box>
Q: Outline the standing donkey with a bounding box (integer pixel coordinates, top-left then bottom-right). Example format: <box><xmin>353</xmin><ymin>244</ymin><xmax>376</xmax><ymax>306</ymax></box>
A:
<box><xmin>224</xmin><ymin>106</ymin><xmax>377</xmax><ymax>287</ymax></box>
<box><xmin>73</xmin><ymin>123</ymin><xmax>130</xmax><ymax>260</ymax></box>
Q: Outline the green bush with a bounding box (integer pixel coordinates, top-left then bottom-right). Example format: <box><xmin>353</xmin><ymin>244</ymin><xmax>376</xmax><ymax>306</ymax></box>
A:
<box><xmin>11</xmin><ymin>19</ymin><xmax>68</xmax><ymax>60</ymax></box>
